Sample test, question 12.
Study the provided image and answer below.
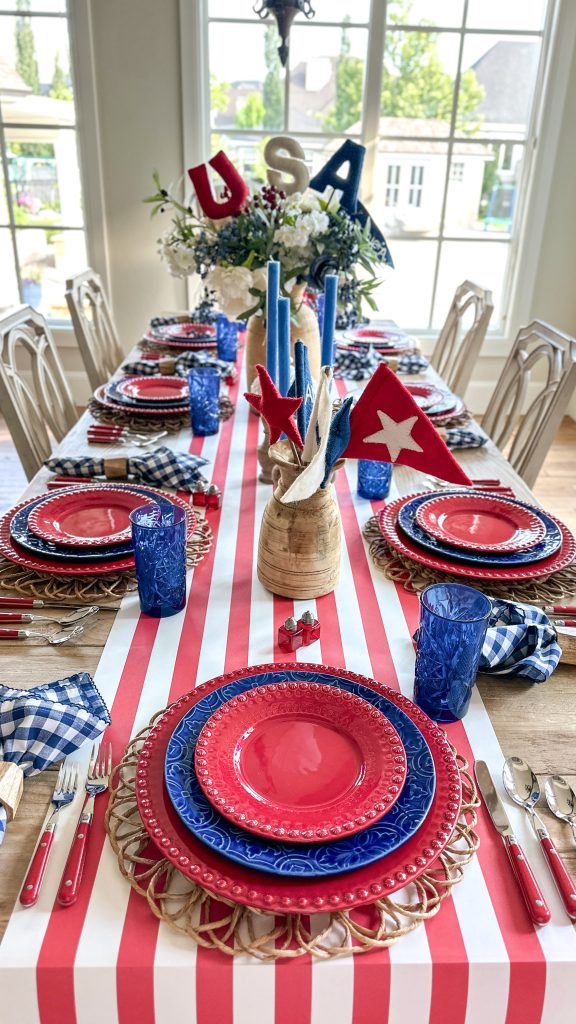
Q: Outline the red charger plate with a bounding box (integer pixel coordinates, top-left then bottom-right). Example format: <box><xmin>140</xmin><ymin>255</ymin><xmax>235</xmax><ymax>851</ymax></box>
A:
<box><xmin>379</xmin><ymin>492</ymin><xmax>576</xmax><ymax>581</ymax></box>
<box><xmin>415</xmin><ymin>493</ymin><xmax>547</xmax><ymax>553</ymax></box>
<box><xmin>117</xmin><ymin>377</ymin><xmax>189</xmax><ymax>403</ymax></box>
<box><xmin>0</xmin><ymin>487</ymin><xmax>195</xmax><ymax>576</ymax></box>
<box><xmin>28</xmin><ymin>487</ymin><xmax>156</xmax><ymax>548</ymax></box>
<box><xmin>194</xmin><ymin>684</ymin><xmax>407</xmax><ymax>843</ymax></box>
<box><xmin>143</xmin><ymin>331</ymin><xmax>218</xmax><ymax>352</ymax></box>
<box><xmin>135</xmin><ymin>664</ymin><xmax>462</xmax><ymax>914</ymax></box>
<box><xmin>157</xmin><ymin>323</ymin><xmax>215</xmax><ymax>341</ymax></box>
<box><xmin>93</xmin><ymin>385</ymin><xmax>188</xmax><ymax>417</ymax></box>
<box><xmin>403</xmin><ymin>383</ymin><xmax>445</xmax><ymax>411</ymax></box>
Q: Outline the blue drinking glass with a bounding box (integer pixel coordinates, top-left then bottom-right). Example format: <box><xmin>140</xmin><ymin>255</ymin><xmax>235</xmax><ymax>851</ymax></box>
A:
<box><xmin>357</xmin><ymin>459</ymin><xmax>393</xmax><ymax>500</ymax></box>
<box><xmin>413</xmin><ymin>583</ymin><xmax>492</xmax><ymax>722</ymax></box>
<box><xmin>188</xmin><ymin>367</ymin><xmax>220</xmax><ymax>436</ymax></box>
<box><xmin>216</xmin><ymin>315</ymin><xmax>239</xmax><ymax>362</ymax></box>
<box><xmin>130</xmin><ymin>503</ymin><xmax>187</xmax><ymax>617</ymax></box>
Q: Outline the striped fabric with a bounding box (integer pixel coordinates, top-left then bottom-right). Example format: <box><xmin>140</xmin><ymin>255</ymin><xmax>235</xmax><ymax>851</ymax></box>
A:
<box><xmin>0</xmin><ymin>356</ymin><xmax>575</xmax><ymax>1024</ymax></box>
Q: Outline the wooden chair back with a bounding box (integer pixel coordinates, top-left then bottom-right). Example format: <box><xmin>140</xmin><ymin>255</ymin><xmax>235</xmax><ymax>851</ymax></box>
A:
<box><xmin>483</xmin><ymin>320</ymin><xmax>576</xmax><ymax>488</ymax></box>
<box><xmin>66</xmin><ymin>269</ymin><xmax>123</xmax><ymax>390</ymax></box>
<box><xmin>431</xmin><ymin>280</ymin><xmax>494</xmax><ymax>396</ymax></box>
<box><xmin>0</xmin><ymin>307</ymin><xmax>78</xmax><ymax>480</ymax></box>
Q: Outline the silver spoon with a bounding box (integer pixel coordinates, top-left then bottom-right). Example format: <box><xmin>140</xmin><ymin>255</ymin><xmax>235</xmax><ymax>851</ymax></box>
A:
<box><xmin>545</xmin><ymin>775</ymin><xmax>576</xmax><ymax>844</ymax></box>
<box><xmin>503</xmin><ymin>756</ymin><xmax>576</xmax><ymax>919</ymax></box>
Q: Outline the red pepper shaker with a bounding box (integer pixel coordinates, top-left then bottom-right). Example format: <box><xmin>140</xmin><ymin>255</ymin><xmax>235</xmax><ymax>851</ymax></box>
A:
<box><xmin>299</xmin><ymin>609</ymin><xmax>321</xmax><ymax>646</ymax></box>
<box><xmin>205</xmin><ymin>484</ymin><xmax>222</xmax><ymax>510</ymax></box>
<box><xmin>192</xmin><ymin>481</ymin><xmax>207</xmax><ymax>507</ymax></box>
<box><xmin>277</xmin><ymin>616</ymin><xmax>303</xmax><ymax>652</ymax></box>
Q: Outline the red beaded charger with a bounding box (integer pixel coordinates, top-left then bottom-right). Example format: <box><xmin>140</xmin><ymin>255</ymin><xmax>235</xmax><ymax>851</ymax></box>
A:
<box><xmin>116</xmin><ymin>377</ymin><xmax>189</xmax><ymax>403</ymax></box>
<box><xmin>93</xmin><ymin>385</ymin><xmax>188</xmax><ymax>417</ymax></box>
<box><xmin>27</xmin><ymin>487</ymin><xmax>156</xmax><ymax>548</ymax></box>
<box><xmin>135</xmin><ymin>664</ymin><xmax>462</xmax><ymax>915</ymax></box>
<box><xmin>194</xmin><ymin>684</ymin><xmax>407</xmax><ymax>843</ymax></box>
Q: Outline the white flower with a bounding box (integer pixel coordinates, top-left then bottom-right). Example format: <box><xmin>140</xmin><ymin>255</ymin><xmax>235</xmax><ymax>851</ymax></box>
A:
<box><xmin>158</xmin><ymin>230</ymin><xmax>196</xmax><ymax>278</ymax></box>
<box><xmin>205</xmin><ymin>266</ymin><xmax>264</xmax><ymax>320</ymax></box>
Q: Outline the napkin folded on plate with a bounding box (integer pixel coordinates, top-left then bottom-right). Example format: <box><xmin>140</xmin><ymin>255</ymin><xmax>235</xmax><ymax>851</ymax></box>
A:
<box><xmin>123</xmin><ymin>350</ymin><xmax>236</xmax><ymax>380</ymax></box>
<box><xmin>0</xmin><ymin>672</ymin><xmax>110</xmax><ymax>843</ymax></box>
<box><xmin>443</xmin><ymin>428</ymin><xmax>487</xmax><ymax>450</ymax></box>
<box><xmin>479</xmin><ymin>600</ymin><xmax>561</xmax><ymax>683</ymax></box>
<box><xmin>334</xmin><ymin>347</ymin><xmax>429</xmax><ymax>380</ymax></box>
<box><xmin>45</xmin><ymin>446</ymin><xmax>208</xmax><ymax>492</ymax></box>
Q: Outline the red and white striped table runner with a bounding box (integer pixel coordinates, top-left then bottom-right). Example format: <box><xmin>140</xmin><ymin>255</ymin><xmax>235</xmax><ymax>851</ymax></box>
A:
<box><xmin>1</xmin><ymin>355</ymin><xmax>575</xmax><ymax>1024</ymax></box>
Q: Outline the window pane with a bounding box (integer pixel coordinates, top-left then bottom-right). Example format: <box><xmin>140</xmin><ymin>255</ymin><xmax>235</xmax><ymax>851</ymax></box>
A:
<box><xmin>467</xmin><ymin>0</ymin><xmax>547</xmax><ymax>32</ymax></box>
<box><xmin>387</xmin><ymin>1</ymin><xmax>464</xmax><ymax>27</ymax></box>
<box><xmin>209</xmin><ymin>22</ymin><xmax>285</xmax><ymax>132</ymax></box>
<box><xmin>371</xmin><ymin>144</ymin><xmax>447</xmax><ymax>237</ymax></box>
<box><xmin>373</xmin><ymin>240</ymin><xmax>437</xmax><ymax>328</ymax></box>
<box><xmin>0</xmin><ymin>230</ymin><xmax>19</xmax><ymax>314</ymax></box>
<box><xmin>16</xmin><ymin>227</ymin><xmax>86</xmax><ymax>320</ymax></box>
<box><xmin>310</xmin><ymin>1</ymin><xmax>370</xmax><ymax>22</ymax></box>
<box><xmin>288</xmin><ymin>24</ymin><xmax>367</xmax><ymax>134</ymax></box>
<box><xmin>5</xmin><ymin>127</ymin><xmax>83</xmax><ymax>227</ymax></box>
<box><xmin>10</xmin><ymin>2</ymin><xmax>67</xmax><ymax>11</ymax></box>
<box><xmin>443</xmin><ymin>143</ymin><xmax>496</xmax><ymax>234</ymax></box>
<box><xmin>380</xmin><ymin>31</ymin><xmax>461</xmax><ymax>136</ymax></box>
<box><xmin>456</xmin><ymin>34</ymin><xmax>541</xmax><ymax>139</ymax></box>
<box><xmin>432</xmin><ymin>239</ymin><xmax>510</xmax><ymax>328</ymax></box>
<box><xmin>0</xmin><ymin>15</ymin><xmax>75</xmax><ymax>123</ymax></box>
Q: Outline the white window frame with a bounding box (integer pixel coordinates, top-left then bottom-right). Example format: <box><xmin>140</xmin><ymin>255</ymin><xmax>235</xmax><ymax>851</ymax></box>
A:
<box><xmin>385</xmin><ymin>163</ymin><xmax>401</xmax><ymax>206</ymax></box>
<box><xmin>407</xmin><ymin>164</ymin><xmax>424</xmax><ymax>208</ymax></box>
<box><xmin>181</xmin><ymin>0</ymin><xmax>574</xmax><ymax>345</ymax></box>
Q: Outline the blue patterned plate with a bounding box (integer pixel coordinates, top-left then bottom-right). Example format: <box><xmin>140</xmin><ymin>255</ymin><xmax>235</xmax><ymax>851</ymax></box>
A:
<box><xmin>9</xmin><ymin>485</ymin><xmax>177</xmax><ymax>563</ymax></box>
<box><xmin>398</xmin><ymin>491</ymin><xmax>562</xmax><ymax>567</ymax></box>
<box><xmin>164</xmin><ymin>669</ymin><xmax>435</xmax><ymax>878</ymax></box>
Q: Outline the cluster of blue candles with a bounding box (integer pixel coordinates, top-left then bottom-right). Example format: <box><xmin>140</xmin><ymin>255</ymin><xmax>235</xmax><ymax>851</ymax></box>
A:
<box><xmin>264</xmin><ymin>260</ymin><xmax>338</xmax><ymax>394</ymax></box>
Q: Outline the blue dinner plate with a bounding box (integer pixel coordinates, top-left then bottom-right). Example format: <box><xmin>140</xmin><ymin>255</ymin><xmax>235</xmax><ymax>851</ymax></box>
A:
<box><xmin>10</xmin><ymin>485</ymin><xmax>176</xmax><ymax>563</ymax></box>
<box><xmin>164</xmin><ymin>669</ymin><xmax>435</xmax><ymax>878</ymax></box>
<box><xmin>398</xmin><ymin>491</ymin><xmax>562</xmax><ymax>567</ymax></box>
<box><xmin>104</xmin><ymin>380</ymin><xmax>188</xmax><ymax>410</ymax></box>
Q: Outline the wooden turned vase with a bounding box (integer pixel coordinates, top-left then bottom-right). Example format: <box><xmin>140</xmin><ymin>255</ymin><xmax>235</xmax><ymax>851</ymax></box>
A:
<box><xmin>245</xmin><ymin>283</ymin><xmax>321</xmax><ymax>394</ymax></box>
<box><xmin>257</xmin><ymin>440</ymin><xmax>343</xmax><ymax>599</ymax></box>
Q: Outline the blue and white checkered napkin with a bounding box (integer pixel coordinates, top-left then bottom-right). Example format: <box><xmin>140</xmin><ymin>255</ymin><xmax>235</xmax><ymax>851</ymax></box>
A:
<box><xmin>444</xmin><ymin>428</ymin><xmax>487</xmax><ymax>450</ymax></box>
<box><xmin>0</xmin><ymin>672</ymin><xmax>110</xmax><ymax>843</ymax></box>
<box><xmin>479</xmin><ymin>600</ymin><xmax>561</xmax><ymax>683</ymax></box>
<box><xmin>122</xmin><ymin>351</ymin><xmax>236</xmax><ymax>380</ymax></box>
<box><xmin>45</xmin><ymin>446</ymin><xmax>208</xmax><ymax>492</ymax></box>
<box><xmin>334</xmin><ymin>347</ymin><xmax>429</xmax><ymax>380</ymax></box>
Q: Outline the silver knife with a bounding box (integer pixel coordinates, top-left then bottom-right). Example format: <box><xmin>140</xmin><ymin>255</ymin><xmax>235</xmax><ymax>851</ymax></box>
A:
<box><xmin>474</xmin><ymin>760</ymin><xmax>550</xmax><ymax>927</ymax></box>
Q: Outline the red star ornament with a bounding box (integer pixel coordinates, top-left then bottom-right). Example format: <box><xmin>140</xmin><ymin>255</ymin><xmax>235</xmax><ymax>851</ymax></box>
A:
<box><xmin>245</xmin><ymin>364</ymin><xmax>304</xmax><ymax>448</ymax></box>
<box><xmin>343</xmin><ymin>364</ymin><xmax>471</xmax><ymax>486</ymax></box>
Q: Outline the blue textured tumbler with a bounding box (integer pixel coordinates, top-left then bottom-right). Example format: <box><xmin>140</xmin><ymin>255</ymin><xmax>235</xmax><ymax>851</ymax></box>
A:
<box><xmin>413</xmin><ymin>583</ymin><xmax>492</xmax><ymax>722</ymax></box>
<box><xmin>130</xmin><ymin>503</ymin><xmax>187</xmax><ymax>617</ymax></box>
<box><xmin>357</xmin><ymin>459</ymin><xmax>393</xmax><ymax>499</ymax></box>
<box><xmin>216</xmin><ymin>315</ymin><xmax>239</xmax><ymax>362</ymax></box>
<box><xmin>188</xmin><ymin>367</ymin><xmax>220</xmax><ymax>436</ymax></box>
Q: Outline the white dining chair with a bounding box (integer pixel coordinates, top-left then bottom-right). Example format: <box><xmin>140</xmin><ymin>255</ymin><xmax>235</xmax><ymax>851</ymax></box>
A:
<box><xmin>430</xmin><ymin>280</ymin><xmax>494</xmax><ymax>396</ymax></box>
<box><xmin>0</xmin><ymin>306</ymin><xmax>79</xmax><ymax>480</ymax></box>
<box><xmin>66</xmin><ymin>269</ymin><xmax>124</xmax><ymax>391</ymax></box>
<box><xmin>482</xmin><ymin>320</ymin><xmax>576</xmax><ymax>488</ymax></box>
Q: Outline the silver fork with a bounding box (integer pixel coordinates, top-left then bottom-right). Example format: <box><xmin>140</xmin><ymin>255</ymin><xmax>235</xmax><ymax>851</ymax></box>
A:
<box><xmin>57</xmin><ymin>739</ymin><xmax>112</xmax><ymax>907</ymax></box>
<box><xmin>20</xmin><ymin>763</ymin><xmax>79</xmax><ymax>907</ymax></box>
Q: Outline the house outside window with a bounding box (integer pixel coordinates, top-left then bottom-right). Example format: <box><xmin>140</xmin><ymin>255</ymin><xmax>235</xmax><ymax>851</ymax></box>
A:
<box><xmin>202</xmin><ymin>0</ymin><xmax>551</xmax><ymax>332</ymax></box>
<box><xmin>0</xmin><ymin>1</ymin><xmax>87</xmax><ymax>320</ymax></box>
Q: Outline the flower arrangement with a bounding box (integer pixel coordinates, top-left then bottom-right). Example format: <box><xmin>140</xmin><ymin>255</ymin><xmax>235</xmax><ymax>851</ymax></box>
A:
<box><xmin>145</xmin><ymin>175</ymin><xmax>389</xmax><ymax>323</ymax></box>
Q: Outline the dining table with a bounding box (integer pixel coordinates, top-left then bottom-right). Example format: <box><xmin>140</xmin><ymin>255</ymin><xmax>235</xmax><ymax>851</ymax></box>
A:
<box><xmin>0</xmin><ymin>337</ymin><xmax>575</xmax><ymax>1024</ymax></box>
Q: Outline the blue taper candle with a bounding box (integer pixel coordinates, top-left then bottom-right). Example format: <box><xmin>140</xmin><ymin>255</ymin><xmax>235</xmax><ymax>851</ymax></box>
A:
<box><xmin>321</xmin><ymin>274</ymin><xmax>338</xmax><ymax>368</ymax></box>
<box><xmin>266</xmin><ymin>260</ymin><xmax>280</xmax><ymax>385</ymax></box>
<box><xmin>317</xmin><ymin>293</ymin><xmax>325</xmax><ymax>340</ymax></box>
<box><xmin>278</xmin><ymin>296</ymin><xmax>291</xmax><ymax>397</ymax></box>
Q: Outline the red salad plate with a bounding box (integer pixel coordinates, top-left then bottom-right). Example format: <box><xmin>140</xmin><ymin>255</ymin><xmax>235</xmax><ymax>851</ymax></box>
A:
<box><xmin>143</xmin><ymin>330</ymin><xmax>217</xmax><ymax>352</ymax></box>
<box><xmin>426</xmin><ymin>396</ymin><xmax>466</xmax><ymax>423</ymax></box>
<box><xmin>93</xmin><ymin>385</ymin><xmax>188</xmax><ymax>417</ymax></box>
<box><xmin>156</xmin><ymin>323</ymin><xmax>215</xmax><ymax>342</ymax></box>
<box><xmin>194</xmin><ymin>684</ymin><xmax>407</xmax><ymax>842</ymax></box>
<box><xmin>116</xmin><ymin>376</ymin><xmax>189</xmax><ymax>403</ymax></box>
<box><xmin>135</xmin><ymin>663</ymin><xmax>462</xmax><ymax>915</ymax></box>
<box><xmin>415</xmin><ymin>493</ymin><xmax>547</xmax><ymax>553</ymax></box>
<box><xmin>0</xmin><ymin>487</ymin><xmax>195</xmax><ymax>576</ymax></box>
<box><xmin>403</xmin><ymin>383</ymin><xmax>445</xmax><ymax>411</ymax></box>
<box><xmin>28</xmin><ymin>487</ymin><xmax>156</xmax><ymax>547</ymax></box>
<box><xmin>380</xmin><ymin>492</ymin><xmax>576</xmax><ymax>581</ymax></box>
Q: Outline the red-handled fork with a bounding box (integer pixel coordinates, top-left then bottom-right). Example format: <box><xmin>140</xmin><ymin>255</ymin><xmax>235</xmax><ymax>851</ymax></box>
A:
<box><xmin>57</xmin><ymin>740</ymin><xmax>112</xmax><ymax>907</ymax></box>
<box><xmin>20</xmin><ymin>763</ymin><xmax>79</xmax><ymax>907</ymax></box>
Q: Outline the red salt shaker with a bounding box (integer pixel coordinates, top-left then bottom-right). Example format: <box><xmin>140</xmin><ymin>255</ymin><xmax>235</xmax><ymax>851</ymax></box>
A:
<box><xmin>192</xmin><ymin>481</ymin><xmax>207</xmax><ymax>507</ymax></box>
<box><xmin>298</xmin><ymin>609</ymin><xmax>321</xmax><ymax>646</ymax></box>
<box><xmin>205</xmin><ymin>484</ymin><xmax>222</xmax><ymax>510</ymax></box>
<box><xmin>277</xmin><ymin>616</ymin><xmax>303</xmax><ymax>652</ymax></box>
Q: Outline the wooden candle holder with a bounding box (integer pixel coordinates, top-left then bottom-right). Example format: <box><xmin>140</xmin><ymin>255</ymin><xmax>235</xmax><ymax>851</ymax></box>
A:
<box><xmin>0</xmin><ymin>761</ymin><xmax>24</xmax><ymax>822</ymax></box>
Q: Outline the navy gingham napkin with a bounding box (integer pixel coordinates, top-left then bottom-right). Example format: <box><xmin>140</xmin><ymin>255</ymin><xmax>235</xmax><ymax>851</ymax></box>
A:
<box><xmin>479</xmin><ymin>600</ymin><xmax>561</xmax><ymax>683</ymax></box>
<box><xmin>334</xmin><ymin>347</ymin><xmax>429</xmax><ymax>380</ymax></box>
<box><xmin>122</xmin><ymin>350</ymin><xmax>236</xmax><ymax>380</ymax></box>
<box><xmin>444</xmin><ymin>428</ymin><xmax>488</xmax><ymax>450</ymax></box>
<box><xmin>45</xmin><ymin>446</ymin><xmax>208</xmax><ymax>492</ymax></box>
<box><xmin>0</xmin><ymin>672</ymin><xmax>110</xmax><ymax>843</ymax></box>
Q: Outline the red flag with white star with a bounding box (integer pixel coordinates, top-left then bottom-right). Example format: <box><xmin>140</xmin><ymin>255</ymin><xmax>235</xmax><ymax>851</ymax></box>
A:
<box><xmin>343</xmin><ymin>364</ymin><xmax>471</xmax><ymax>486</ymax></box>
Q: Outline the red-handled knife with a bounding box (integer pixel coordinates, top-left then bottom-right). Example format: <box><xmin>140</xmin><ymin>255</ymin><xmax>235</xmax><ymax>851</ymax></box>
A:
<box><xmin>475</xmin><ymin>760</ymin><xmax>550</xmax><ymax>926</ymax></box>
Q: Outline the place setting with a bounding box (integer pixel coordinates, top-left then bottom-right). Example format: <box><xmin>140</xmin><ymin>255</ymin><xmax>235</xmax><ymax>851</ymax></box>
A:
<box><xmin>140</xmin><ymin>318</ymin><xmax>218</xmax><ymax>354</ymax></box>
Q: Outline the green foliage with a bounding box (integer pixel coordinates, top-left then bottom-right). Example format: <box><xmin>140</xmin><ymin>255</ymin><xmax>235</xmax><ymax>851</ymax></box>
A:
<box><xmin>322</xmin><ymin>19</ymin><xmax>363</xmax><ymax>133</ymax></box>
<box><xmin>210</xmin><ymin>73</ymin><xmax>229</xmax><ymax>115</ymax></box>
<box><xmin>235</xmin><ymin>92</ymin><xmax>265</xmax><ymax>130</ymax></box>
<box><xmin>15</xmin><ymin>0</ymin><xmax>40</xmax><ymax>94</ymax></box>
<box><xmin>262</xmin><ymin>23</ymin><xmax>283</xmax><ymax>131</ymax></box>
<box><xmin>49</xmin><ymin>53</ymin><xmax>73</xmax><ymax>101</ymax></box>
<box><xmin>9</xmin><ymin>141</ymin><xmax>53</xmax><ymax>158</ymax></box>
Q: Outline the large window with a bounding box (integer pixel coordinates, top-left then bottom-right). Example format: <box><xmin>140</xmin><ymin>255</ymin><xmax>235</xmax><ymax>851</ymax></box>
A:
<box><xmin>206</xmin><ymin>0</ymin><xmax>551</xmax><ymax>332</ymax></box>
<box><xmin>0</xmin><ymin>1</ymin><xmax>86</xmax><ymax>320</ymax></box>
